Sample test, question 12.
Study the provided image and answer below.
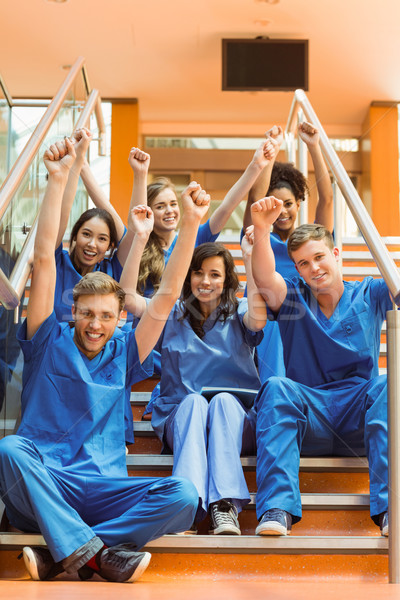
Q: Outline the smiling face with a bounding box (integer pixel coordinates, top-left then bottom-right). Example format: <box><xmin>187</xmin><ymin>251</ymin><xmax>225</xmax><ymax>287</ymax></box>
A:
<box><xmin>190</xmin><ymin>255</ymin><xmax>226</xmax><ymax>316</ymax></box>
<box><xmin>72</xmin><ymin>217</ymin><xmax>112</xmax><ymax>275</ymax></box>
<box><xmin>270</xmin><ymin>186</ymin><xmax>300</xmax><ymax>240</ymax></box>
<box><xmin>71</xmin><ymin>293</ymin><xmax>121</xmax><ymax>359</ymax></box>
<box><xmin>150</xmin><ymin>188</ymin><xmax>180</xmax><ymax>239</ymax></box>
<box><xmin>291</xmin><ymin>239</ymin><xmax>342</xmax><ymax>295</ymax></box>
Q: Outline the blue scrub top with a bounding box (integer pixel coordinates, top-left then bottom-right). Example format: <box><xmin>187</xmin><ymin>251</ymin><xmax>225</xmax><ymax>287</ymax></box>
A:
<box><xmin>142</xmin><ymin>219</ymin><xmax>219</xmax><ymax>298</ymax></box>
<box><xmin>275</xmin><ymin>277</ymin><xmax>392</xmax><ymax>387</ymax></box>
<box><xmin>151</xmin><ymin>297</ymin><xmax>263</xmax><ymax>439</ymax></box>
<box><xmin>16</xmin><ymin>313</ymin><xmax>152</xmax><ymax>476</ymax></box>
<box><xmin>54</xmin><ymin>244</ymin><xmax>123</xmax><ymax>322</ymax></box>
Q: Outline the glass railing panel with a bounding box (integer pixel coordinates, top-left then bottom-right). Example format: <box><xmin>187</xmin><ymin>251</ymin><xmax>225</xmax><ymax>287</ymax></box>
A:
<box><xmin>0</xmin><ymin>68</ymin><xmax>92</xmax><ymax>438</ymax></box>
<box><xmin>0</xmin><ymin>84</ymin><xmax>11</xmax><ymax>187</ymax></box>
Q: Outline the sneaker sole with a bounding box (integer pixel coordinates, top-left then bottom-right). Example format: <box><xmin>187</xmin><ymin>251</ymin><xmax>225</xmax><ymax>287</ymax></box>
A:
<box><xmin>125</xmin><ymin>551</ymin><xmax>151</xmax><ymax>583</ymax></box>
<box><xmin>381</xmin><ymin>527</ymin><xmax>389</xmax><ymax>537</ymax></box>
<box><xmin>255</xmin><ymin>522</ymin><xmax>290</xmax><ymax>536</ymax></box>
<box><xmin>209</xmin><ymin>526</ymin><xmax>241</xmax><ymax>535</ymax></box>
<box><xmin>23</xmin><ymin>547</ymin><xmax>41</xmax><ymax>581</ymax></box>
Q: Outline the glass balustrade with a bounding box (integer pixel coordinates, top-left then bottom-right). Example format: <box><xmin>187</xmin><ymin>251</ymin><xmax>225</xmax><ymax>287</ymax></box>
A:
<box><xmin>0</xmin><ymin>66</ymin><xmax>93</xmax><ymax>438</ymax></box>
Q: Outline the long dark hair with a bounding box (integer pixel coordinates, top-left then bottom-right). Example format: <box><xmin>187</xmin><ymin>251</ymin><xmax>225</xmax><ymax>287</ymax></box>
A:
<box><xmin>179</xmin><ymin>242</ymin><xmax>239</xmax><ymax>338</ymax></box>
<box><xmin>69</xmin><ymin>208</ymin><xmax>118</xmax><ymax>271</ymax></box>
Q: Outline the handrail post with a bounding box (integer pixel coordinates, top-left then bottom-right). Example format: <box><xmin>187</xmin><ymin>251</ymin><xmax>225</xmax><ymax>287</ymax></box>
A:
<box><xmin>387</xmin><ymin>309</ymin><xmax>400</xmax><ymax>582</ymax></box>
<box><xmin>297</xmin><ymin>109</ymin><xmax>308</xmax><ymax>225</ymax></box>
<box><xmin>333</xmin><ymin>181</ymin><xmax>343</xmax><ymax>269</ymax></box>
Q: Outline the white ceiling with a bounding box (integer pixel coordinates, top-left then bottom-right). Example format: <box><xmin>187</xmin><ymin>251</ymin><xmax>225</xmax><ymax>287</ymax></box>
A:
<box><xmin>1</xmin><ymin>0</ymin><xmax>400</xmax><ymax>136</ymax></box>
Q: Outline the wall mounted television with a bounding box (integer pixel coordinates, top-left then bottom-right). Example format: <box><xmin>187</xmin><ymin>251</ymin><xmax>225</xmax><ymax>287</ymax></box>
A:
<box><xmin>222</xmin><ymin>38</ymin><xmax>309</xmax><ymax>92</ymax></box>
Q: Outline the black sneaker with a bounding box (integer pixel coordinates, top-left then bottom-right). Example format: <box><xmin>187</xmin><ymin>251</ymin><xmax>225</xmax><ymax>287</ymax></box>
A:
<box><xmin>22</xmin><ymin>546</ymin><xmax>64</xmax><ymax>581</ymax></box>
<box><xmin>86</xmin><ymin>544</ymin><xmax>151</xmax><ymax>583</ymax></box>
<box><xmin>255</xmin><ymin>508</ymin><xmax>292</xmax><ymax>536</ymax></box>
<box><xmin>379</xmin><ymin>511</ymin><xmax>388</xmax><ymax>537</ymax></box>
<box><xmin>209</xmin><ymin>499</ymin><xmax>241</xmax><ymax>535</ymax></box>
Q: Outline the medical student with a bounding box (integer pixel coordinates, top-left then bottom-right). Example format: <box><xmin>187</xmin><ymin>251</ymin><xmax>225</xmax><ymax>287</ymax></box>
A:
<box><xmin>131</xmin><ymin>138</ymin><xmax>275</xmax><ymax>416</ymax></box>
<box><xmin>0</xmin><ymin>137</ymin><xmax>211</xmax><ymax>582</ymax></box>
<box><xmin>122</xmin><ymin>234</ymin><xmax>266</xmax><ymax>534</ymax></box>
<box><xmin>54</xmin><ymin>127</ymin><xmax>137</xmax><ymax>323</ymax></box>
<box><xmin>243</xmin><ymin>122</ymin><xmax>333</xmax><ymax>381</ymax></box>
<box><xmin>250</xmin><ymin>197</ymin><xmax>389</xmax><ymax>537</ymax></box>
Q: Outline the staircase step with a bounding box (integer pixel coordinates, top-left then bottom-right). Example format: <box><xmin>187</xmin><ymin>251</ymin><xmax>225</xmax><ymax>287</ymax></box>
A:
<box><xmin>1</xmin><ymin>532</ymin><xmax>385</xmax><ymax>555</ymax></box>
<box><xmin>126</xmin><ymin>454</ymin><xmax>369</xmax><ymax>472</ymax></box>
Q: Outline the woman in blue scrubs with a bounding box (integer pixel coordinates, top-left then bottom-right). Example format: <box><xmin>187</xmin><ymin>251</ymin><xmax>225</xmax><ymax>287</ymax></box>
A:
<box><xmin>53</xmin><ymin>128</ymin><xmax>137</xmax><ymax>323</ymax></box>
<box><xmin>140</xmin><ymin>240</ymin><xmax>267</xmax><ymax>535</ymax></box>
<box><xmin>243</xmin><ymin>122</ymin><xmax>334</xmax><ymax>381</ymax></box>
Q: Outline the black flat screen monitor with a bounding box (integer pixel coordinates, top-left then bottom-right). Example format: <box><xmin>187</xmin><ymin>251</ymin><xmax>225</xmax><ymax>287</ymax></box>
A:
<box><xmin>222</xmin><ymin>38</ymin><xmax>309</xmax><ymax>91</ymax></box>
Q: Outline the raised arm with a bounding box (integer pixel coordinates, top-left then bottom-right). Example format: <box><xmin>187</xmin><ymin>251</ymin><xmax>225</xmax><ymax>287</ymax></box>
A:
<box><xmin>251</xmin><ymin>197</ymin><xmax>288</xmax><ymax>313</ymax></box>
<box><xmin>80</xmin><ymin>160</ymin><xmax>125</xmax><ymax>242</ymax></box>
<box><xmin>298</xmin><ymin>122</ymin><xmax>333</xmax><ymax>232</ymax></box>
<box><xmin>241</xmin><ymin>230</ymin><xmax>267</xmax><ymax>332</ymax></box>
<box><xmin>116</xmin><ymin>147</ymin><xmax>151</xmax><ymax>265</ymax></box>
<box><xmin>28</xmin><ymin>139</ymin><xmax>76</xmax><ymax>339</ymax></box>
<box><xmin>55</xmin><ymin>128</ymin><xmax>91</xmax><ymax>248</ymax></box>
<box><xmin>119</xmin><ymin>205</ymin><xmax>154</xmax><ymax>318</ymax></box>
<box><xmin>209</xmin><ymin>139</ymin><xmax>276</xmax><ymax>236</ymax></box>
<box><xmin>135</xmin><ymin>182</ymin><xmax>210</xmax><ymax>363</ymax></box>
<box><xmin>243</xmin><ymin>125</ymin><xmax>283</xmax><ymax>230</ymax></box>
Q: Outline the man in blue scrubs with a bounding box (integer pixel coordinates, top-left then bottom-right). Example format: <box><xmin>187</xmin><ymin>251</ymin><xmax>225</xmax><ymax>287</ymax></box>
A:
<box><xmin>0</xmin><ymin>138</ymin><xmax>211</xmax><ymax>582</ymax></box>
<box><xmin>251</xmin><ymin>196</ymin><xmax>389</xmax><ymax>537</ymax></box>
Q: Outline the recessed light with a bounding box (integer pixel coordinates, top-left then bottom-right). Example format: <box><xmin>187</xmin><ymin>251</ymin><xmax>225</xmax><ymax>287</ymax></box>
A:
<box><xmin>47</xmin><ymin>0</ymin><xmax>69</xmax><ymax>4</ymax></box>
<box><xmin>254</xmin><ymin>19</ymin><xmax>271</xmax><ymax>26</ymax></box>
<box><xmin>255</xmin><ymin>0</ymin><xmax>279</xmax><ymax>4</ymax></box>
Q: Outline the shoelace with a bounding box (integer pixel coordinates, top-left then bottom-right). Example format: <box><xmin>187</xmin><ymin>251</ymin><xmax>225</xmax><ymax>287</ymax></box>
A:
<box><xmin>212</xmin><ymin>501</ymin><xmax>237</xmax><ymax>526</ymax></box>
<box><xmin>104</xmin><ymin>549</ymin><xmax>133</xmax><ymax>569</ymax></box>
<box><xmin>263</xmin><ymin>508</ymin><xmax>286</xmax><ymax>522</ymax></box>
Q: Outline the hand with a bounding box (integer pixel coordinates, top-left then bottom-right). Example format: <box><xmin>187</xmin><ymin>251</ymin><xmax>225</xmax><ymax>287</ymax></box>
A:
<box><xmin>251</xmin><ymin>196</ymin><xmax>283</xmax><ymax>229</ymax></box>
<box><xmin>252</xmin><ymin>139</ymin><xmax>276</xmax><ymax>170</ymax></box>
<box><xmin>73</xmin><ymin>127</ymin><xmax>92</xmax><ymax>160</ymax></box>
<box><xmin>241</xmin><ymin>225</ymin><xmax>254</xmax><ymax>258</ymax></box>
<box><xmin>265</xmin><ymin>125</ymin><xmax>283</xmax><ymax>156</ymax></box>
<box><xmin>298</xmin><ymin>121</ymin><xmax>319</xmax><ymax>148</ymax></box>
<box><xmin>128</xmin><ymin>147</ymin><xmax>151</xmax><ymax>173</ymax></box>
<box><xmin>181</xmin><ymin>181</ymin><xmax>211</xmax><ymax>222</ymax></box>
<box><xmin>128</xmin><ymin>205</ymin><xmax>154</xmax><ymax>237</ymax></box>
<box><xmin>43</xmin><ymin>137</ymin><xmax>76</xmax><ymax>176</ymax></box>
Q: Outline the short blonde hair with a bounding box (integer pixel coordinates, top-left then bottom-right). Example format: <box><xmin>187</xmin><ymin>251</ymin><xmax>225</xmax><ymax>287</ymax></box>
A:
<box><xmin>73</xmin><ymin>272</ymin><xmax>125</xmax><ymax>312</ymax></box>
<box><xmin>287</xmin><ymin>224</ymin><xmax>334</xmax><ymax>260</ymax></box>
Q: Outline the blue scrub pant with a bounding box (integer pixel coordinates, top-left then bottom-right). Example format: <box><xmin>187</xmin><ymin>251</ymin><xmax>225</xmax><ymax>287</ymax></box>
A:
<box><xmin>255</xmin><ymin>375</ymin><xmax>387</xmax><ymax>524</ymax></box>
<box><xmin>0</xmin><ymin>435</ymin><xmax>198</xmax><ymax>563</ymax></box>
<box><xmin>164</xmin><ymin>393</ymin><xmax>256</xmax><ymax>521</ymax></box>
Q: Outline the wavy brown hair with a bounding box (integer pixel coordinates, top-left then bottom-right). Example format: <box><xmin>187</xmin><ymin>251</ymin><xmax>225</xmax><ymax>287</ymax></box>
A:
<box><xmin>179</xmin><ymin>243</ymin><xmax>239</xmax><ymax>338</ymax></box>
<box><xmin>137</xmin><ymin>177</ymin><xmax>177</xmax><ymax>295</ymax></box>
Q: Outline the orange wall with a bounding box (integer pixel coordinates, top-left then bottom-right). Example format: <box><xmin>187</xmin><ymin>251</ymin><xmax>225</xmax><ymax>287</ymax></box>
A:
<box><xmin>110</xmin><ymin>100</ymin><xmax>139</xmax><ymax>220</ymax></box>
<box><xmin>362</xmin><ymin>104</ymin><xmax>400</xmax><ymax>236</ymax></box>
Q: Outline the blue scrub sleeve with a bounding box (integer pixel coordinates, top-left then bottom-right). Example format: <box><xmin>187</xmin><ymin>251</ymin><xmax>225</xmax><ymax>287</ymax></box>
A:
<box><xmin>368</xmin><ymin>278</ymin><xmax>392</xmax><ymax>318</ymax></box>
<box><xmin>126</xmin><ymin>328</ymin><xmax>154</xmax><ymax>386</ymax></box>
<box><xmin>17</xmin><ymin>312</ymin><xmax>59</xmax><ymax>362</ymax></box>
<box><xmin>196</xmin><ymin>219</ymin><xmax>219</xmax><ymax>245</ymax></box>
<box><xmin>236</xmin><ymin>298</ymin><xmax>264</xmax><ymax>348</ymax></box>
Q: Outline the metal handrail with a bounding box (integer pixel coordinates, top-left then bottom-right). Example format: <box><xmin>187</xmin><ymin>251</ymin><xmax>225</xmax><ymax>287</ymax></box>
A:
<box><xmin>287</xmin><ymin>89</ymin><xmax>400</xmax><ymax>584</ymax></box>
<box><xmin>286</xmin><ymin>88</ymin><xmax>400</xmax><ymax>306</ymax></box>
<box><xmin>0</xmin><ymin>56</ymin><xmax>88</xmax><ymax>223</ymax></box>
<box><xmin>0</xmin><ymin>73</ymin><xmax>13</xmax><ymax>108</ymax></box>
<box><xmin>0</xmin><ymin>88</ymin><xmax>102</xmax><ymax>311</ymax></box>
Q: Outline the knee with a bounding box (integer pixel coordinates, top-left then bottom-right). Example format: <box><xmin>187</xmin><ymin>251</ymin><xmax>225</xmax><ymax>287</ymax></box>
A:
<box><xmin>159</xmin><ymin>476</ymin><xmax>199</xmax><ymax>511</ymax></box>
<box><xmin>179</xmin><ymin>393</ymin><xmax>208</xmax><ymax>415</ymax></box>
<box><xmin>209</xmin><ymin>392</ymin><xmax>244</xmax><ymax>418</ymax></box>
<box><xmin>255</xmin><ymin>376</ymin><xmax>298</xmax><ymax>412</ymax></box>
<box><xmin>0</xmin><ymin>435</ymin><xmax>29</xmax><ymax>465</ymax></box>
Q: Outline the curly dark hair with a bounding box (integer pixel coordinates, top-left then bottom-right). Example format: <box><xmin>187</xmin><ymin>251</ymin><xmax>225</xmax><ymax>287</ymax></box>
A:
<box><xmin>179</xmin><ymin>242</ymin><xmax>239</xmax><ymax>339</ymax></box>
<box><xmin>268</xmin><ymin>161</ymin><xmax>309</xmax><ymax>202</ymax></box>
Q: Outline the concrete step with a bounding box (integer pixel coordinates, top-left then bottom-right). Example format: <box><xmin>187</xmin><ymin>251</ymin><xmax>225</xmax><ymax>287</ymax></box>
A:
<box><xmin>0</xmin><ymin>532</ymin><xmax>387</xmax><ymax>554</ymax></box>
<box><xmin>126</xmin><ymin>454</ymin><xmax>369</xmax><ymax>473</ymax></box>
